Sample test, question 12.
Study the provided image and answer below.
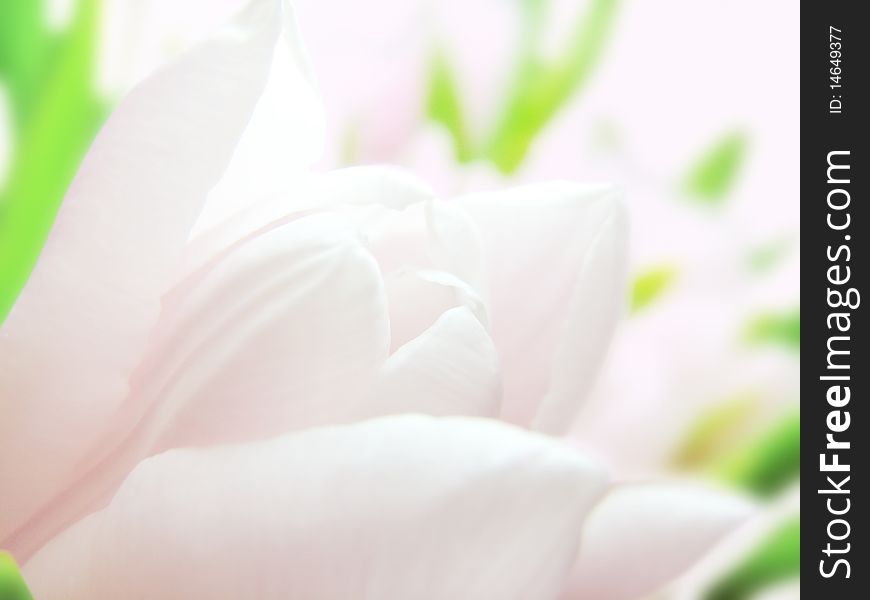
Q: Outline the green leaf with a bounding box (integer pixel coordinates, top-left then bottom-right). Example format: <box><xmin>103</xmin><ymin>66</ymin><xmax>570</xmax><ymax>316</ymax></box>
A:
<box><xmin>684</xmin><ymin>132</ymin><xmax>748</xmax><ymax>205</ymax></box>
<box><xmin>745</xmin><ymin>308</ymin><xmax>800</xmax><ymax>351</ymax></box>
<box><xmin>0</xmin><ymin>1</ymin><xmax>53</xmax><ymax>127</ymax></box>
<box><xmin>486</xmin><ymin>0</ymin><xmax>620</xmax><ymax>173</ymax></box>
<box><xmin>426</xmin><ymin>51</ymin><xmax>474</xmax><ymax>162</ymax></box>
<box><xmin>705</xmin><ymin>516</ymin><xmax>800</xmax><ymax>600</ymax></box>
<box><xmin>0</xmin><ymin>0</ymin><xmax>107</xmax><ymax>324</ymax></box>
<box><xmin>630</xmin><ymin>264</ymin><xmax>678</xmax><ymax>313</ymax></box>
<box><xmin>0</xmin><ymin>551</ymin><xmax>34</xmax><ymax>600</ymax></box>
<box><xmin>671</xmin><ymin>394</ymin><xmax>758</xmax><ymax>470</ymax></box>
<box><xmin>716</xmin><ymin>410</ymin><xmax>800</xmax><ymax>497</ymax></box>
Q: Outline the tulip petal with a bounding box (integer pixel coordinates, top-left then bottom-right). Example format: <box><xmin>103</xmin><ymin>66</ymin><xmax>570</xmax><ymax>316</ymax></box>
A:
<box><xmin>4</xmin><ymin>212</ymin><xmax>389</xmax><ymax>559</ymax></box>
<box><xmin>187</xmin><ymin>167</ymin><xmax>486</xmax><ymax>351</ymax></box>
<box><xmin>363</xmin><ymin>198</ymin><xmax>485</xmax><ymax>293</ymax></box>
<box><xmin>564</xmin><ymin>484</ymin><xmax>754</xmax><ymax>600</ymax></box>
<box><xmin>455</xmin><ymin>182</ymin><xmax>627</xmax><ymax>433</ymax></box>
<box><xmin>182</xmin><ymin>166</ymin><xmax>453</xmax><ymax>286</ymax></box>
<box><xmin>25</xmin><ymin>416</ymin><xmax>607</xmax><ymax>600</ymax></box>
<box><xmin>193</xmin><ymin>2</ymin><xmax>326</xmax><ymax>234</ymax></box>
<box><xmin>367</xmin><ymin>306</ymin><xmax>501</xmax><ymax>418</ymax></box>
<box><xmin>310</xmin><ymin>165</ymin><xmax>436</xmax><ymax>210</ymax></box>
<box><xmin>366</xmin><ymin>200</ymin><xmax>487</xmax><ymax>349</ymax></box>
<box><xmin>0</xmin><ymin>0</ymin><xmax>313</xmax><ymax>544</ymax></box>
<box><xmin>384</xmin><ymin>269</ymin><xmax>488</xmax><ymax>351</ymax></box>
<box><xmin>141</xmin><ymin>214</ymin><xmax>390</xmax><ymax>451</ymax></box>
<box><xmin>534</xmin><ymin>207</ymin><xmax>626</xmax><ymax>433</ymax></box>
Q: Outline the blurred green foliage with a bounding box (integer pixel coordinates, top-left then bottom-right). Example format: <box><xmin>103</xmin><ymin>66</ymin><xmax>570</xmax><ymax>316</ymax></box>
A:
<box><xmin>0</xmin><ymin>552</ymin><xmax>34</xmax><ymax>600</ymax></box>
<box><xmin>0</xmin><ymin>3</ymin><xmax>53</xmax><ymax>120</ymax></box>
<box><xmin>427</xmin><ymin>0</ymin><xmax>620</xmax><ymax>173</ymax></box>
<box><xmin>716</xmin><ymin>410</ymin><xmax>800</xmax><ymax>498</ymax></box>
<box><xmin>671</xmin><ymin>394</ymin><xmax>758</xmax><ymax>471</ymax></box>
<box><xmin>630</xmin><ymin>264</ymin><xmax>678</xmax><ymax>313</ymax></box>
<box><xmin>426</xmin><ymin>51</ymin><xmax>474</xmax><ymax>163</ymax></box>
<box><xmin>705</xmin><ymin>516</ymin><xmax>800</xmax><ymax>600</ymax></box>
<box><xmin>0</xmin><ymin>0</ymin><xmax>107</xmax><ymax>325</ymax></box>
<box><xmin>745</xmin><ymin>308</ymin><xmax>800</xmax><ymax>352</ymax></box>
<box><xmin>684</xmin><ymin>132</ymin><xmax>748</xmax><ymax>205</ymax></box>
<box><xmin>674</xmin><ymin>404</ymin><xmax>799</xmax><ymax>498</ymax></box>
<box><xmin>486</xmin><ymin>0</ymin><xmax>619</xmax><ymax>172</ymax></box>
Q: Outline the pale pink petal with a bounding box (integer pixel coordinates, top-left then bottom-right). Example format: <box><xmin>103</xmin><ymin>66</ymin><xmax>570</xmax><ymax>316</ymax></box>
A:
<box><xmin>313</xmin><ymin>165</ymin><xmax>437</xmax><ymax>210</ymax></box>
<box><xmin>142</xmin><ymin>214</ymin><xmax>390</xmax><ymax>451</ymax></box>
<box><xmin>185</xmin><ymin>166</ymin><xmax>486</xmax><ymax>351</ymax></box>
<box><xmin>181</xmin><ymin>166</ymin><xmax>437</xmax><ymax>281</ymax></box>
<box><xmin>0</xmin><ymin>0</ymin><xmax>298</xmax><ymax>542</ymax></box>
<box><xmin>367</xmin><ymin>306</ymin><xmax>501</xmax><ymax>418</ymax></box>
<box><xmin>455</xmin><ymin>182</ymin><xmax>626</xmax><ymax>433</ymax></box>
<box><xmin>535</xmin><ymin>207</ymin><xmax>626</xmax><ymax>433</ymax></box>
<box><xmin>340</xmin><ymin>194</ymin><xmax>485</xmax><ymax>352</ymax></box>
<box><xmin>25</xmin><ymin>416</ymin><xmax>607</xmax><ymax>600</ymax></box>
<box><xmin>6</xmin><ymin>213</ymin><xmax>389</xmax><ymax>559</ymax></box>
<box><xmin>363</xmin><ymin>199</ymin><xmax>485</xmax><ymax>291</ymax></box>
<box><xmin>99</xmin><ymin>0</ymin><xmax>249</xmax><ymax>95</ymax></box>
<box><xmin>384</xmin><ymin>269</ymin><xmax>487</xmax><ymax>351</ymax></box>
<box><xmin>564</xmin><ymin>484</ymin><xmax>754</xmax><ymax>600</ymax></box>
<box><xmin>194</xmin><ymin>2</ymin><xmax>326</xmax><ymax>234</ymax></box>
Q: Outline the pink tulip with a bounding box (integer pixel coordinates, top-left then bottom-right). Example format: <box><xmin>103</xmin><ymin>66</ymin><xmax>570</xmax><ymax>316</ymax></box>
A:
<box><xmin>1</xmin><ymin>2</ymin><xmax>750</xmax><ymax>598</ymax></box>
